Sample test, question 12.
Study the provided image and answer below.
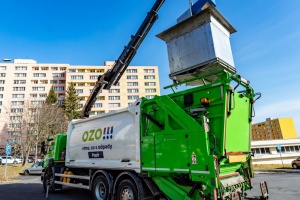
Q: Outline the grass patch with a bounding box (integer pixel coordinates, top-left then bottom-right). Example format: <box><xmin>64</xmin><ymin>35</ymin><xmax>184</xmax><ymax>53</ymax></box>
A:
<box><xmin>0</xmin><ymin>163</ymin><xmax>32</xmax><ymax>182</ymax></box>
<box><xmin>253</xmin><ymin>164</ymin><xmax>291</xmax><ymax>170</ymax></box>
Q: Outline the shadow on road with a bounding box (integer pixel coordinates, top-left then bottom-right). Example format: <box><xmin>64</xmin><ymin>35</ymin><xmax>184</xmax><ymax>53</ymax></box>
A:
<box><xmin>0</xmin><ymin>182</ymin><xmax>92</xmax><ymax>200</ymax></box>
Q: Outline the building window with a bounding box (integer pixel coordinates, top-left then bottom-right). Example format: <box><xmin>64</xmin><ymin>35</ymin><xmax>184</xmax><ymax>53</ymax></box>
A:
<box><xmin>144</xmin><ymin>69</ymin><xmax>155</xmax><ymax>73</ymax></box>
<box><xmin>0</xmin><ymin>101</ymin><xmax>2</xmax><ymax>106</ymax></box>
<box><xmin>128</xmin><ymin>95</ymin><xmax>139</xmax><ymax>100</ymax></box>
<box><xmin>14</xmin><ymin>73</ymin><xmax>26</xmax><ymax>77</ymax></box>
<box><xmin>50</xmin><ymin>80</ymin><xmax>58</xmax><ymax>84</ymax></box>
<box><xmin>127</xmin><ymin>89</ymin><xmax>139</xmax><ymax>93</ymax></box>
<box><xmin>31</xmin><ymin>100</ymin><xmax>44</xmax><ymax>105</ymax></box>
<box><xmin>51</xmin><ymin>67</ymin><xmax>58</xmax><ymax>71</ymax></box>
<box><xmin>128</xmin><ymin>103</ymin><xmax>134</xmax><ymax>106</ymax></box>
<box><xmin>10</xmin><ymin>116</ymin><xmax>22</xmax><ymax>120</ymax></box>
<box><xmin>127</xmin><ymin>75</ymin><xmax>138</xmax><ymax>79</ymax></box>
<box><xmin>145</xmin><ymin>82</ymin><xmax>156</xmax><ymax>86</ymax></box>
<box><xmin>0</xmin><ymin>80</ymin><xmax>5</xmax><ymax>84</ymax></box>
<box><xmin>144</xmin><ymin>75</ymin><xmax>155</xmax><ymax>79</ymax></box>
<box><xmin>145</xmin><ymin>95</ymin><xmax>155</xmax><ymax>99</ymax></box>
<box><xmin>127</xmin><ymin>82</ymin><xmax>138</xmax><ymax>86</ymax></box>
<box><xmin>90</xmin><ymin>75</ymin><xmax>98</xmax><ymax>80</ymax></box>
<box><xmin>126</xmin><ymin>69</ymin><xmax>137</xmax><ymax>73</ymax></box>
<box><xmin>93</xmin><ymin>103</ymin><xmax>102</xmax><ymax>108</ymax></box>
<box><xmin>0</xmin><ymin>66</ymin><xmax>6</xmax><ymax>70</ymax></box>
<box><xmin>58</xmin><ymin>93</ymin><xmax>65</xmax><ymax>98</ymax></box>
<box><xmin>58</xmin><ymin>100</ymin><xmax>64</xmax><ymax>105</ymax></box>
<box><xmin>109</xmin><ymin>89</ymin><xmax>120</xmax><ymax>93</ymax></box>
<box><xmin>12</xmin><ymin>94</ymin><xmax>25</xmax><ymax>98</ymax></box>
<box><xmin>253</xmin><ymin>148</ymin><xmax>270</xmax><ymax>154</ymax></box>
<box><xmin>54</xmin><ymin>87</ymin><xmax>65</xmax><ymax>91</ymax></box>
<box><xmin>15</xmin><ymin>66</ymin><xmax>27</xmax><ymax>70</ymax></box>
<box><xmin>108</xmin><ymin>103</ymin><xmax>120</xmax><ymax>107</ymax></box>
<box><xmin>9</xmin><ymin>124</ymin><xmax>21</xmax><ymax>128</ymax></box>
<box><xmin>69</xmin><ymin>69</ymin><xmax>76</xmax><ymax>72</ymax></box>
<box><xmin>33</xmin><ymin>73</ymin><xmax>46</xmax><ymax>77</ymax></box>
<box><xmin>13</xmin><ymin>87</ymin><xmax>26</xmax><ymax>91</ymax></box>
<box><xmin>11</xmin><ymin>101</ymin><xmax>24</xmax><ymax>106</ymax></box>
<box><xmin>0</xmin><ymin>94</ymin><xmax>3</xmax><ymax>98</ymax></box>
<box><xmin>11</xmin><ymin>108</ymin><xmax>23</xmax><ymax>113</ymax></box>
<box><xmin>14</xmin><ymin>80</ymin><xmax>26</xmax><ymax>84</ymax></box>
<box><xmin>71</xmin><ymin>75</ymin><xmax>83</xmax><ymax>80</ymax></box>
<box><xmin>0</xmin><ymin>73</ymin><xmax>6</xmax><ymax>77</ymax></box>
<box><xmin>52</xmin><ymin>73</ymin><xmax>65</xmax><ymax>77</ymax></box>
<box><xmin>0</xmin><ymin>87</ymin><xmax>4</xmax><ymax>91</ymax></box>
<box><xmin>145</xmin><ymin>88</ymin><xmax>156</xmax><ymax>93</ymax></box>
<box><xmin>32</xmin><ymin>87</ymin><xmax>45</xmax><ymax>91</ymax></box>
<box><xmin>39</xmin><ymin>94</ymin><xmax>47</xmax><ymax>97</ymax></box>
<box><xmin>108</xmin><ymin>96</ymin><xmax>120</xmax><ymax>100</ymax></box>
<box><xmin>96</xmin><ymin>96</ymin><xmax>105</xmax><ymax>100</ymax></box>
<box><xmin>76</xmin><ymin>89</ymin><xmax>83</xmax><ymax>93</ymax></box>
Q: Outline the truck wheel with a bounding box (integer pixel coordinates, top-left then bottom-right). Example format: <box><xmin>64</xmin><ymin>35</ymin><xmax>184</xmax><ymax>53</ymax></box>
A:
<box><xmin>43</xmin><ymin>167</ymin><xmax>55</xmax><ymax>193</ymax></box>
<box><xmin>92</xmin><ymin>175</ymin><xmax>110</xmax><ymax>200</ymax></box>
<box><xmin>117</xmin><ymin>179</ymin><xmax>138</xmax><ymax>200</ymax></box>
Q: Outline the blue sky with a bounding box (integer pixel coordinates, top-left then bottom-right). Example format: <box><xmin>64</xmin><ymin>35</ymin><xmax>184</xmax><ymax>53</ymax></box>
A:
<box><xmin>1</xmin><ymin>0</ymin><xmax>300</xmax><ymax>136</ymax></box>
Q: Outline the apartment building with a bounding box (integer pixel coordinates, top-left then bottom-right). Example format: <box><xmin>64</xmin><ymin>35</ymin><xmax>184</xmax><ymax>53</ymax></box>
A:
<box><xmin>0</xmin><ymin>59</ymin><xmax>160</xmax><ymax>146</ymax></box>
<box><xmin>251</xmin><ymin>117</ymin><xmax>298</xmax><ymax>141</ymax></box>
<box><xmin>65</xmin><ymin>61</ymin><xmax>160</xmax><ymax>114</ymax></box>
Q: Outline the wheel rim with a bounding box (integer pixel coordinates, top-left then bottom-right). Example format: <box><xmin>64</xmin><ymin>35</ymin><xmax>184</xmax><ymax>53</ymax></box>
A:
<box><xmin>121</xmin><ymin>186</ymin><xmax>134</xmax><ymax>200</ymax></box>
<box><xmin>95</xmin><ymin>182</ymin><xmax>106</xmax><ymax>200</ymax></box>
<box><xmin>293</xmin><ymin>164</ymin><xmax>297</xmax><ymax>169</ymax></box>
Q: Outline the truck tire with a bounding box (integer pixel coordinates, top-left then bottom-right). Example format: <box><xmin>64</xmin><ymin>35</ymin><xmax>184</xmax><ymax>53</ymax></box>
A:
<box><xmin>43</xmin><ymin>167</ymin><xmax>55</xmax><ymax>193</ymax></box>
<box><xmin>92</xmin><ymin>175</ymin><xmax>110</xmax><ymax>200</ymax></box>
<box><xmin>116</xmin><ymin>179</ymin><xmax>138</xmax><ymax>200</ymax></box>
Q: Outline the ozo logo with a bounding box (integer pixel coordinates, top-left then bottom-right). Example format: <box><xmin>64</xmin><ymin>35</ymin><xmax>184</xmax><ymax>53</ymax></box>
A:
<box><xmin>82</xmin><ymin>126</ymin><xmax>114</xmax><ymax>142</ymax></box>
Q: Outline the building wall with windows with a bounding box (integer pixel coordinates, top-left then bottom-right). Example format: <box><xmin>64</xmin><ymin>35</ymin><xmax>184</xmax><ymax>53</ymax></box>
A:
<box><xmin>65</xmin><ymin>61</ymin><xmax>160</xmax><ymax>115</ymax></box>
<box><xmin>251</xmin><ymin>117</ymin><xmax>298</xmax><ymax>141</ymax></box>
<box><xmin>0</xmin><ymin>59</ymin><xmax>160</xmax><ymax>146</ymax></box>
<box><xmin>251</xmin><ymin>138</ymin><xmax>300</xmax><ymax>164</ymax></box>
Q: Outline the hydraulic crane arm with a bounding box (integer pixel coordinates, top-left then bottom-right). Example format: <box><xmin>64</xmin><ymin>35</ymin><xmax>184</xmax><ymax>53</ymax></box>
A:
<box><xmin>80</xmin><ymin>0</ymin><xmax>165</xmax><ymax>118</ymax></box>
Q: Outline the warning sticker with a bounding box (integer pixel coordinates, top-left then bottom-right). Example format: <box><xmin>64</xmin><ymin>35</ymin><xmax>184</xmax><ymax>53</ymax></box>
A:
<box><xmin>192</xmin><ymin>152</ymin><xmax>197</xmax><ymax>164</ymax></box>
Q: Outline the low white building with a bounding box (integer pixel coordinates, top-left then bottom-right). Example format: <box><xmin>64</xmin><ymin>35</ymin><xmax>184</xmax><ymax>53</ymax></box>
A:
<box><xmin>251</xmin><ymin>138</ymin><xmax>300</xmax><ymax>165</ymax></box>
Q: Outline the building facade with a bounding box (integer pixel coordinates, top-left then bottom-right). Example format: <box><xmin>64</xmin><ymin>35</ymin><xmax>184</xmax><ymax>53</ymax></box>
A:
<box><xmin>251</xmin><ymin>118</ymin><xmax>298</xmax><ymax>141</ymax></box>
<box><xmin>0</xmin><ymin>59</ymin><xmax>160</xmax><ymax>146</ymax></box>
<box><xmin>251</xmin><ymin>138</ymin><xmax>300</xmax><ymax>164</ymax></box>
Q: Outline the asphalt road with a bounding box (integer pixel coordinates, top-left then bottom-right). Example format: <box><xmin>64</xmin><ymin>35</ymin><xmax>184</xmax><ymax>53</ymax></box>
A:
<box><xmin>0</xmin><ymin>172</ymin><xmax>299</xmax><ymax>200</ymax></box>
<box><xmin>0</xmin><ymin>175</ymin><xmax>92</xmax><ymax>200</ymax></box>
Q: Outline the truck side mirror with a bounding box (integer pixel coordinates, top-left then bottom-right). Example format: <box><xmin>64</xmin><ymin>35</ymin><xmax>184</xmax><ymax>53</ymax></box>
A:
<box><xmin>41</xmin><ymin>141</ymin><xmax>46</xmax><ymax>154</ymax></box>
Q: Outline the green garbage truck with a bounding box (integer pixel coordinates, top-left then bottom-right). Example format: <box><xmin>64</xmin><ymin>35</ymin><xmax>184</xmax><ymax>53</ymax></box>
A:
<box><xmin>41</xmin><ymin>1</ymin><xmax>268</xmax><ymax>199</ymax></box>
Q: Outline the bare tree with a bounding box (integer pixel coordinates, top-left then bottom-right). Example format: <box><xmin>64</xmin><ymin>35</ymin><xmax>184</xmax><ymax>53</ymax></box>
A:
<box><xmin>7</xmin><ymin>100</ymin><xmax>67</xmax><ymax>166</ymax></box>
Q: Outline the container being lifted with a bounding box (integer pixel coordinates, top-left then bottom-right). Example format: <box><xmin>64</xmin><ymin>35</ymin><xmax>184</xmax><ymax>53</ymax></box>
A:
<box><xmin>157</xmin><ymin>5</ymin><xmax>236</xmax><ymax>85</ymax></box>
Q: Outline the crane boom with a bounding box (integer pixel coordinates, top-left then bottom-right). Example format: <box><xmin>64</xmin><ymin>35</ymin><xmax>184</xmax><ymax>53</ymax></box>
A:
<box><xmin>80</xmin><ymin>0</ymin><xmax>165</xmax><ymax>118</ymax></box>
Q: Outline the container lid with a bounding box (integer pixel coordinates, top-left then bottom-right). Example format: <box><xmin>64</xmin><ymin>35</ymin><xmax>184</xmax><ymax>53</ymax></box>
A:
<box><xmin>157</xmin><ymin>5</ymin><xmax>236</xmax><ymax>42</ymax></box>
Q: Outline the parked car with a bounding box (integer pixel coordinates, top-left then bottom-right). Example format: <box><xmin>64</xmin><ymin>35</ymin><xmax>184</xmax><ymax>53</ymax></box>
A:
<box><xmin>24</xmin><ymin>161</ymin><xmax>44</xmax><ymax>175</ymax></box>
<box><xmin>13</xmin><ymin>156</ymin><xmax>23</xmax><ymax>164</ymax></box>
<box><xmin>292</xmin><ymin>157</ymin><xmax>300</xmax><ymax>169</ymax></box>
<box><xmin>0</xmin><ymin>156</ymin><xmax>17</xmax><ymax>165</ymax></box>
<box><xmin>27</xmin><ymin>156</ymin><xmax>34</xmax><ymax>163</ymax></box>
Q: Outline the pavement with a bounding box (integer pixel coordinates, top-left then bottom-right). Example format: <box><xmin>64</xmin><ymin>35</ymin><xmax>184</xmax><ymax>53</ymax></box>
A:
<box><xmin>254</xmin><ymin>168</ymin><xmax>300</xmax><ymax>173</ymax></box>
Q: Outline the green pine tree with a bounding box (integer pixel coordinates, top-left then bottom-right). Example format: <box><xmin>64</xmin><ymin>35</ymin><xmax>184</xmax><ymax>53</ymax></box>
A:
<box><xmin>45</xmin><ymin>86</ymin><xmax>58</xmax><ymax>105</ymax></box>
<box><xmin>64</xmin><ymin>82</ymin><xmax>80</xmax><ymax>121</ymax></box>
